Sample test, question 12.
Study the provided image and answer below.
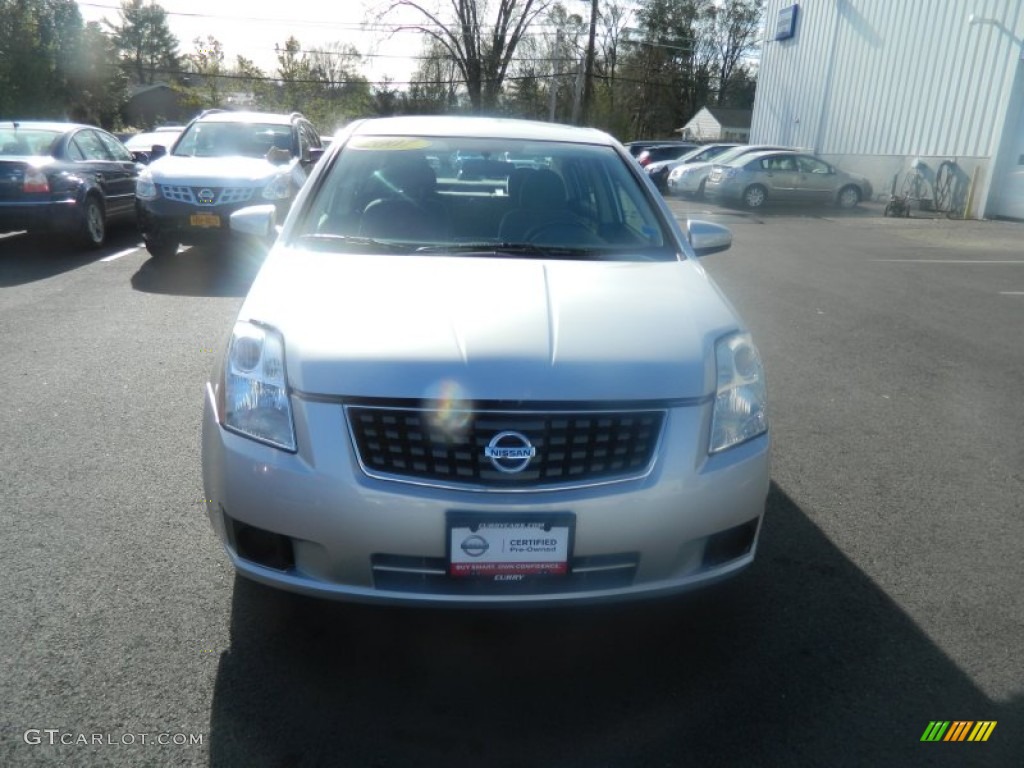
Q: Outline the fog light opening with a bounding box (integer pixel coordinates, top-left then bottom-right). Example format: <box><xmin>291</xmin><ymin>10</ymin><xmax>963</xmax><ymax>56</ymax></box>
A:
<box><xmin>230</xmin><ymin>518</ymin><xmax>295</xmax><ymax>571</ymax></box>
<box><xmin>702</xmin><ymin>518</ymin><xmax>759</xmax><ymax>569</ymax></box>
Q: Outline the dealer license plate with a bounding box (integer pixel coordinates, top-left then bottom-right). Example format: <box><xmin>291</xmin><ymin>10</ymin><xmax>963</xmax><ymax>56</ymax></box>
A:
<box><xmin>189</xmin><ymin>213</ymin><xmax>221</xmax><ymax>228</ymax></box>
<box><xmin>447</xmin><ymin>512</ymin><xmax>574</xmax><ymax>581</ymax></box>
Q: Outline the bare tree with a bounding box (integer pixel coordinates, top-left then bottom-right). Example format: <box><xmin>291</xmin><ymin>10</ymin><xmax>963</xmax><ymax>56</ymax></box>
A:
<box><xmin>379</xmin><ymin>0</ymin><xmax>556</xmax><ymax>112</ymax></box>
<box><xmin>706</xmin><ymin>0</ymin><xmax>762</xmax><ymax>103</ymax></box>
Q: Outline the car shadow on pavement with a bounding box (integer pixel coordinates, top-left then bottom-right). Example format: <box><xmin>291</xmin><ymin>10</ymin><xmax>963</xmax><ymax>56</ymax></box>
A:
<box><xmin>207</xmin><ymin>482</ymin><xmax>1022</xmax><ymax>767</ymax></box>
<box><xmin>0</xmin><ymin>227</ymin><xmax>140</xmax><ymax>287</ymax></box>
<box><xmin>667</xmin><ymin>197</ymin><xmax>885</xmax><ymax>221</ymax></box>
<box><xmin>130</xmin><ymin>240</ymin><xmax>266</xmax><ymax>298</ymax></box>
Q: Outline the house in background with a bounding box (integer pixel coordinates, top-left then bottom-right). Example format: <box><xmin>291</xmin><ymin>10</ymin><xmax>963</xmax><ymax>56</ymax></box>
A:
<box><xmin>678</xmin><ymin>107</ymin><xmax>752</xmax><ymax>142</ymax></box>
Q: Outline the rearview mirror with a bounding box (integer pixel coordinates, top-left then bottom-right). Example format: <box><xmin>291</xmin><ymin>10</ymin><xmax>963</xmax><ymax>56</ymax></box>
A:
<box><xmin>149</xmin><ymin>144</ymin><xmax>166</xmax><ymax>160</ymax></box>
<box><xmin>686</xmin><ymin>219</ymin><xmax>732</xmax><ymax>257</ymax></box>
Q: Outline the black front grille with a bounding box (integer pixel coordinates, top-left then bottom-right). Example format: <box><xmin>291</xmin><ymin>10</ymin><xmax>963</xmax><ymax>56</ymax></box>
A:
<box><xmin>346</xmin><ymin>406</ymin><xmax>664</xmax><ymax>489</ymax></box>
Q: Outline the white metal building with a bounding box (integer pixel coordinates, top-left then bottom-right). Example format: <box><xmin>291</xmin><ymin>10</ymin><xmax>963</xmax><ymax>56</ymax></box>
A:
<box><xmin>751</xmin><ymin>0</ymin><xmax>1024</xmax><ymax>218</ymax></box>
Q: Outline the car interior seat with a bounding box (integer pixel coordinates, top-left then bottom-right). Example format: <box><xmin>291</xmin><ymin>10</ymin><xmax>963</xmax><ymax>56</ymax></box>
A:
<box><xmin>498</xmin><ymin>169</ymin><xmax>599</xmax><ymax>244</ymax></box>
<box><xmin>359</xmin><ymin>157</ymin><xmax>449</xmax><ymax>241</ymax></box>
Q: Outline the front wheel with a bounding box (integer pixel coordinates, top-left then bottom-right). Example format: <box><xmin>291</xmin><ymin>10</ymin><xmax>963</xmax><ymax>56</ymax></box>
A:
<box><xmin>837</xmin><ymin>185</ymin><xmax>861</xmax><ymax>209</ymax></box>
<box><xmin>144</xmin><ymin>236</ymin><xmax>179</xmax><ymax>259</ymax></box>
<box><xmin>743</xmin><ymin>184</ymin><xmax>767</xmax><ymax>209</ymax></box>
<box><xmin>78</xmin><ymin>196</ymin><xmax>106</xmax><ymax>248</ymax></box>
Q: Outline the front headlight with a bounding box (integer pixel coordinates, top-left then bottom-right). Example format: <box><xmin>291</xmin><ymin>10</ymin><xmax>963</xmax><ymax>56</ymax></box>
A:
<box><xmin>136</xmin><ymin>171</ymin><xmax>158</xmax><ymax>200</ymax></box>
<box><xmin>709</xmin><ymin>332</ymin><xmax>768</xmax><ymax>453</ymax></box>
<box><xmin>261</xmin><ymin>173</ymin><xmax>292</xmax><ymax>200</ymax></box>
<box><xmin>222</xmin><ymin>322</ymin><xmax>296</xmax><ymax>451</ymax></box>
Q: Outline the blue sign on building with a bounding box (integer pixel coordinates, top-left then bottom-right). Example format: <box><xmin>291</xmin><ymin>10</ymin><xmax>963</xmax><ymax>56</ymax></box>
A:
<box><xmin>775</xmin><ymin>4</ymin><xmax>799</xmax><ymax>41</ymax></box>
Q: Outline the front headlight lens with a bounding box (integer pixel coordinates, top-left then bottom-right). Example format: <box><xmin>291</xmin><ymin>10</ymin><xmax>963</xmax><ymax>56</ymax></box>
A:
<box><xmin>136</xmin><ymin>171</ymin><xmax>158</xmax><ymax>200</ymax></box>
<box><xmin>223</xmin><ymin>322</ymin><xmax>296</xmax><ymax>451</ymax></box>
<box><xmin>261</xmin><ymin>173</ymin><xmax>292</xmax><ymax>200</ymax></box>
<box><xmin>710</xmin><ymin>332</ymin><xmax>768</xmax><ymax>453</ymax></box>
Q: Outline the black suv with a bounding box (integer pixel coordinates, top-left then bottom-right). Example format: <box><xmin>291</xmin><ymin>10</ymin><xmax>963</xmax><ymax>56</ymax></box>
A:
<box><xmin>135</xmin><ymin>110</ymin><xmax>321</xmax><ymax>257</ymax></box>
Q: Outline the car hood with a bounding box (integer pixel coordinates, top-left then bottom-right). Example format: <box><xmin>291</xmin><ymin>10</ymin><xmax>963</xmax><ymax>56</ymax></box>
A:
<box><xmin>238</xmin><ymin>251</ymin><xmax>741</xmax><ymax>402</ymax></box>
<box><xmin>670</xmin><ymin>161</ymin><xmax>713</xmax><ymax>177</ymax></box>
<box><xmin>148</xmin><ymin>155</ymin><xmax>285</xmax><ymax>185</ymax></box>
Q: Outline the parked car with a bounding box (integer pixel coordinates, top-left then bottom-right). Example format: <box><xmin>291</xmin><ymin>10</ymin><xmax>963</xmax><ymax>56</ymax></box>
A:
<box><xmin>624</xmin><ymin>139</ymin><xmax>695</xmax><ymax>158</ymax></box>
<box><xmin>646</xmin><ymin>143</ymin><xmax>739</xmax><ymax>192</ymax></box>
<box><xmin>667</xmin><ymin>144</ymin><xmax>794</xmax><ymax>199</ymax></box>
<box><xmin>123</xmin><ymin>128</ymin><xmax>184</xmax><ymax>163</ymax></box>
<box><xmin>704</xmin><ymin>150</ymin><xmax>872</xmax><ymax>209</ymax></box>
<box><xmin>0</xmin><ymin>121</ymin><xmax>139</xmax><ymax>247</ymax></box>
<box><xmin>135</xmin><ymin>109</ymin><xmax>322</xmax><ymax>258</ymax></box>
<box><xmin>635</xmin><ymin>143</ymin><xmax>699</xmax><ymax>168</ymax></box>
<box><xmin>201</xmin><ymin>115</ymin><xmax>770</xmax><ymax>606</ymax></box>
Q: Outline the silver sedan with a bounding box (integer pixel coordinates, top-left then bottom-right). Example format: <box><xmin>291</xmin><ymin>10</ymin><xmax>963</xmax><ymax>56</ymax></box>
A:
<box><xmin>202</xmin><ymin>116</ymin><xmax>770</xmax><ymax>606</ymax></box>
<box><xmin>704</xmin><ymin>150</ymin><xmax>873</xmax><ymax>209</ymax></box>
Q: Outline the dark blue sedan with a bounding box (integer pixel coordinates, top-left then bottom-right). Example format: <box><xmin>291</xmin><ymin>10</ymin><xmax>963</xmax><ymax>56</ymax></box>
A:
<box><xmin>0</xmin><ymin>121</ymin><xmax>139</xmax><ymax>248</ymax></box>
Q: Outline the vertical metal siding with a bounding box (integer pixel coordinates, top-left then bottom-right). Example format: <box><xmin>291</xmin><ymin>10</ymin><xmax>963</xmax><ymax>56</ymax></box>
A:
<box><xmin>751</xmin><ymin>0</ymin><xmax>1024</xmax><ymax>158</ymax></box>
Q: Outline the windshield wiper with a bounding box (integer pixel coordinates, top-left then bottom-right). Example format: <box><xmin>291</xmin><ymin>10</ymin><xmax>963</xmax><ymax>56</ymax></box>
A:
<box><xmin>295</xmin><ymin>233</ymin><xmax>411</xmax><ymax>253</ymax></box>
<box><xmin>414</xmin><ymin>242</ymin><xmax>601</xmax><ymax>259</ymax></box>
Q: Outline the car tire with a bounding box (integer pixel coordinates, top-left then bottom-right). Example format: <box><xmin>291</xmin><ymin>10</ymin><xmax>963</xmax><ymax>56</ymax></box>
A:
<box><xmin>144</xmin><ymin>236</ymin><xmax>179</xmax><ymax>259</ymax></box>
<box><xmin>79</xmin><ymin>195</ymin><xmax>106</xmax><ymax>248</ymax></box>
<box><xmin>743</xmin><ymin>184</ymin><xmax>767</xmax><ymax>209</ymax></box>
<box><xmin>837</xmin><ymin>185</ymin><xmax>861</xmax><ymax>209</ymax></box>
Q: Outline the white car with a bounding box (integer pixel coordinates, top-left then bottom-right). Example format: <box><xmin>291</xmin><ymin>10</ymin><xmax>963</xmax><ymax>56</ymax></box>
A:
<box><xmin>202</xmin><ymin>116</ymin><xmax>770</xmax><ymax>606</ymax></box>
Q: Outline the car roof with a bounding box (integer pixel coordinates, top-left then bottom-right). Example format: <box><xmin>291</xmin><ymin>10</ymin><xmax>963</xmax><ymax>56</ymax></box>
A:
<box><xmin>194</xmin><ymin>111</ymin><xmax>298</xmax><ymax>125</ymax></box>
<box><xmin>722</xmin><ymin>149</ymin><xmax>805</xmax><ymax>164</ymax></box>
<box><xmin>0</xmin><ymin>121</ymin><xmax>91</xmax><ymax>132</ymax></box>
<box><xmin>345</xmin><ymin>116</ymin><xmax>616</xmax><ymax>146</ymax></box>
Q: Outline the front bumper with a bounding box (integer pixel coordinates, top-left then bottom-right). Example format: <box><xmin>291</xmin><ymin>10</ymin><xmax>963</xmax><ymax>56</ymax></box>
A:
<box><xmin>201</xmin><ymin>385</ymin><xmax>770</xmax><ymax>606</ymax></box>
<box><xmin>667</xmin><ymin>173</ymin><xmax>704</xmax><ymax>195</ymax></box>
<box><xmin>136</xmin><ymin>196</ymin><xmax>289</xmax><ymax>244</ymax></box>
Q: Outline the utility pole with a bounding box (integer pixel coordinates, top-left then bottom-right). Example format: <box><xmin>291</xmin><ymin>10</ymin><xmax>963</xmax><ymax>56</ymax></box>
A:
<box><xmin>549</xmin><ymin>30</ymin><xmax>563</xmax><ymax>122</ymax></box>
<box><xmin>580</xmin><ymin>0</ymin><xmax>599</xmax><ymax>125</ymax></box>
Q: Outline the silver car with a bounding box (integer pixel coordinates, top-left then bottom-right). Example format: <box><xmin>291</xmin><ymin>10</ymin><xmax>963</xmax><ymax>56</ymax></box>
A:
<box><xmin>704</xmin><ymin>150</ymin><xmax>872</xmax><ymax>209</ymax></box>
<box><xmin>666</xmin><ymin>144</ymin><xmax>790</xmax><ymax>198</ymax></box>
<box><xmin>201</xmin><ymin>116</ymin><xmax>770</xmax><ymax>606</ymax></box>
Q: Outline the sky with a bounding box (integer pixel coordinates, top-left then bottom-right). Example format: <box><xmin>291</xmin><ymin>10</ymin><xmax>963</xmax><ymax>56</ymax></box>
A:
<box><xmin>74</xmin><ymin>0</ymin><xmax>434</xmax><ymax>85</ymax></box>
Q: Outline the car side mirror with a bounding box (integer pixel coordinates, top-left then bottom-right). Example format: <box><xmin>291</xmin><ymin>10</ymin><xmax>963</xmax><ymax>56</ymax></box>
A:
<box><xmin>131</xmin><ymin>151</ymin><xmax>149</xmax><ymax>165</ymax></box>
<box><xmin>309</xmin><ymin>147</ymin><xmax>325</xmax><ymax>164</ymax></box>
<box><xmin>150</xmin><ymin>144</ymin><xmax>166</xmax><ymax>160</ymax></box>
<box><xmin>686</xmin><ymin>219</ymin><xmax>732</xmax><ymax>257</ymax></box>
<box><xmin>230</xmin><ymin>205</ymin><xmax>277</xmax><ymax>240</ymax></box>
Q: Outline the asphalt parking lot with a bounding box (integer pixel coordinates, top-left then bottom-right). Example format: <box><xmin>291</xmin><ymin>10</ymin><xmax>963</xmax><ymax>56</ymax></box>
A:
<box><xmin>1</xmin><ymin>199</ymin><xmax>1021</xmax><ymax>767</ymax></box>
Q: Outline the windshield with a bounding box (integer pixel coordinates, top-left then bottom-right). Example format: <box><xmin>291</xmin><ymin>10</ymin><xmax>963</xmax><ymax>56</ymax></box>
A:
<box><xmin>173</xmin><ymin>122</ymin><xmax>293</xmax><ymax>158</ymax></box>
<box><xmin>296</xmin><ymin>136</ymin><xmax>676</xmax><ymax>261</ymax></box>
<box><xmin>0</xmin><ymin>128</ymin><xmax>61</xmax><ymax>156</ymax></box>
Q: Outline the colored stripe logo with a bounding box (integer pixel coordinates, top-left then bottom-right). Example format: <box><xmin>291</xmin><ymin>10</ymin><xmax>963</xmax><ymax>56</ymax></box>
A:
<box><xmin>921</xmin><ymin>721</ymin><xmax>996</xmax><ymax>742</ymax></box>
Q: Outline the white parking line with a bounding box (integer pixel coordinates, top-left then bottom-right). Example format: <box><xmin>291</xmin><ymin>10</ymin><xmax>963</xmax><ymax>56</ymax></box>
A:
<box><xmin>999</xmin><ymin>291</ymin><xmax>1024</xmax><ymax>295</ymax></box>
<box><xmin>871</xmin><ymin>259</ymin><xmax>1024</xmax><ymax>264</ymax></box>
<box><xmin>100</xmin><ymin>245</ymin><xmax>143</xmax><ymax>262</ymax></box>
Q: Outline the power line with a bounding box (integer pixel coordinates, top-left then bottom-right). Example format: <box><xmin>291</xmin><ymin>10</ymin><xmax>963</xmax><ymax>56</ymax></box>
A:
<box><xmin>145</xmin><ymin>65</ymin><xmax>581</xmax><ymax>89</ymax></box>
<box><xmin>77</xmin><ymin>1</ymin><xmax>592</xmax><ymax>32</ymax></box>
